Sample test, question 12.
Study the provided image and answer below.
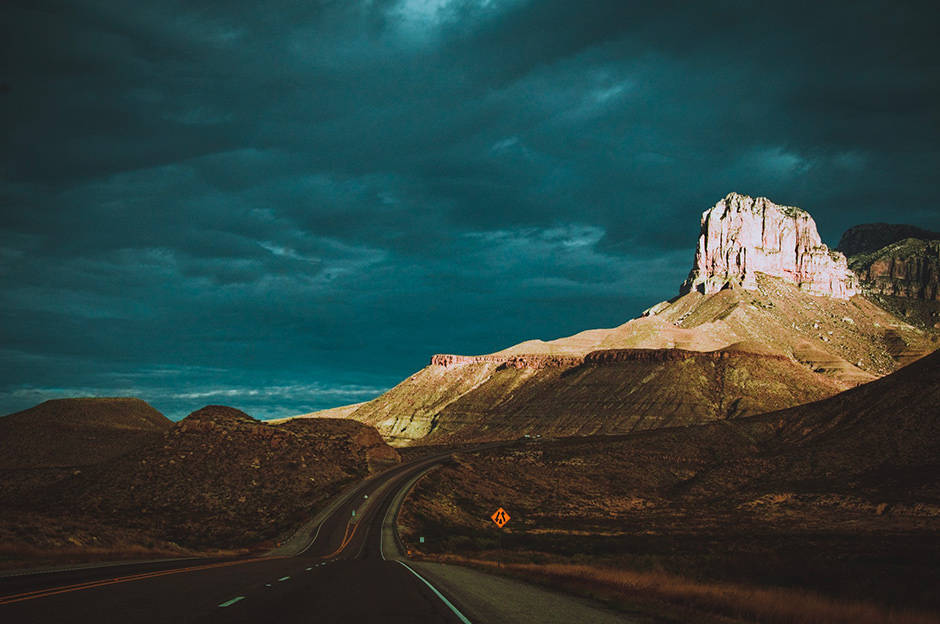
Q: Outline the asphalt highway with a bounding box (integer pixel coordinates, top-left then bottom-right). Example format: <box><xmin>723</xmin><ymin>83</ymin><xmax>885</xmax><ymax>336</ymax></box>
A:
<box><xmin>0</xmin><ymin>452</ymin><xmax>471</xmax><ymax>624</ymax></box>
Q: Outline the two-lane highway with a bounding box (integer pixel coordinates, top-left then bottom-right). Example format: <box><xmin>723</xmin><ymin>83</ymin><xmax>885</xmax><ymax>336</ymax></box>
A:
<box><xmin>0</xmin><ymin>451</ymin><xmax>472</xmax><ymax>624</ymax></box>
<box><xmin>2</xmin><ymin>441</ymin><xmax>641</xmax><ymax>624</ymax></box>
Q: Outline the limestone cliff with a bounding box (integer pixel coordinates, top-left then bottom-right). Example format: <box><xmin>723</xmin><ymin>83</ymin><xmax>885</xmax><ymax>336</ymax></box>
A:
<box><xmin>681</xmin><ymin>193</ymin><xmax>857</xmax><ymax>299</ymax></box>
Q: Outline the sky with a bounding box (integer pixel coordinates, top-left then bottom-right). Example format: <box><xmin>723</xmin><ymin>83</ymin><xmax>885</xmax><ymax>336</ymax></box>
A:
<box><xmin>2</xmin><ymin>1</ymin><xmax>939</xmax><ymax>420</ymax></box>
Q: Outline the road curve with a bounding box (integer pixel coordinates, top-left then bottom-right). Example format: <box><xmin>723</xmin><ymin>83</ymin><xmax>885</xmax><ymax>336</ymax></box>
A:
<box><xmin>1</xmin><ymin>443</ymin><xmax>640</xmax><ymax>623</ymax></box>
<box><xmin>0</xmin><ymin>451</ymin><xmax>468</xmax><ymax>624</ymax></box>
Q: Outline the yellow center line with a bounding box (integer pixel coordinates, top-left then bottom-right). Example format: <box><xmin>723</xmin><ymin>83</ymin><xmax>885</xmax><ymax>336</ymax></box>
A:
<box><xmin>0</xmin><ymin>556</ymin><xmax>285</xmax><ymax>606</ymax></box>
<box><xmin>320</xmin><ymin>520</ymin><xmax>358</xmax><ymax>560</ymax></box>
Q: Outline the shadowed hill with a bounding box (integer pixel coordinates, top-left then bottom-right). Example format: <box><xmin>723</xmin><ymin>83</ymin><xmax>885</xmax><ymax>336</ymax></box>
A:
<box><xmin>1</xmin><ymin>405</ymin><xmax>400</xmax><ymax>559</ymax></box>
<box><xmin>723</xmin><ymin>346</ymin><xmax>940</xmax><ymax>491</ymax></box>
<box><xmin>399</xmin><ymin>351</ymin><xmax>940</xmax><ymax>611</ymax></box>
<box><xmin>401</xmin><ymin>350</ymin><xmax>940</xmax><ymax>532</ymax></box>
<box><xmin>0</xmin><ymin>398</ymin><xmax>171</xmax><ymax>470</ymax></box>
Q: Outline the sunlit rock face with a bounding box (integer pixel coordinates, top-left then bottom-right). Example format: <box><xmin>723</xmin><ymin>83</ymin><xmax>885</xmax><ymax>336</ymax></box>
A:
<box><xmin>681</xmin><ymin>192</ymin><xmax>858</xmax><ymax>299</ymax></box>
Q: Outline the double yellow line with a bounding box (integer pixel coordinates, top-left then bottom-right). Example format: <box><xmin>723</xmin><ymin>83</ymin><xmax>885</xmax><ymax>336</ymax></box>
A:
<box><xmin>319</xmin><ymin>518</ymin><xmax>359</xmax><ymax>560</ymax></box>
<box><xmin>0</xmin><ymin>556</ymin><xmax>282</xmax><ymax>606</ymax></box>
<box><xmin>0</xmin><ymin>518</ymin><xmax>362</xmax><ymax>606</ymax></box>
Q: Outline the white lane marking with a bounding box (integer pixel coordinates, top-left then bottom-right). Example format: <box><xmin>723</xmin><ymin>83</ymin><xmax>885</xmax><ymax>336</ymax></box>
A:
<box><xmin>397</xmin><ymin>561</ymin><xmax>472</xmax><ymax>624</ymax></box>
<box><xmin>278</xmin><ymin>576</ymin><xmax>290</xmax><ymax>582</ymax></box>
<box><xmin>380</xmin><ymin>494</ymin><xmax>392</xmax><ymax>561</ymax></box>
<box><xmin>218</xmin><ymin>596</ymin><xmax>245</xmax><ymax>608</ymax></box>
<box><xmin>305</xmin><ymin>567</ymin><xmax>312</xmax><ymax>571</ymax></box>
<box><xmin>297</xmin><ymin>519</ymin><xmax>324</xmax><ymax>555</ymax></box>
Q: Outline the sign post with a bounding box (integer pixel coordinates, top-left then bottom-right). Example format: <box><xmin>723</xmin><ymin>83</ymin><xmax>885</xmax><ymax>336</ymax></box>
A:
<box><xmin>490</xmin><ymin>507</ymin><xmax>510</xmax><ymax>569</ymax></box>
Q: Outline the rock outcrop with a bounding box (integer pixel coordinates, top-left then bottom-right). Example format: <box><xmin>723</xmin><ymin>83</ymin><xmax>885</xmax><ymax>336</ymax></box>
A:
<box><xmin>848</xmin><ymin>239</ymin><xmax>940</xmax><ymax>301</ymax></box>
<box><xmin>431</xmin><ymin>353</ymin><xmax>583</xmax><ymax>369</ymax></box>
<box><xmin>843</xmin><ymin>235</ymin><xmax>940</xmax><ymax>329</ymax></box>
<box><xmin>681</xmin><ymin>193</ymin><xmax>858</xmax><ymax>299</ymax></box>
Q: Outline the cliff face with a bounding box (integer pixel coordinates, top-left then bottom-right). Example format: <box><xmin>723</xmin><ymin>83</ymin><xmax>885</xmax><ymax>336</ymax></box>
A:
<box><xmin>849</xmin><ymin>239</ymin><xmax>940</xmax><ymax>300</ymax></box>
<box><xmin>839</xmin><ymin>228</ymin><xmax>940</xmax><ymax>329</ymax></box>
<box><xmin>681</xmin><ymin>193</ymin><xmax>857</xmax><ymax>299</ymax></box>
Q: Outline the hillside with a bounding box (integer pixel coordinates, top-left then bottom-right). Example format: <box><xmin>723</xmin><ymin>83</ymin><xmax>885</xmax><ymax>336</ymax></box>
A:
<box><xmin>270</xmin><ymin>401</ymin><xmax>366</xmax><ymax>424</ymax></box>
<box><xmin>0</xmin><ymin>398</ymin><xmax>173</xmax><ymax>506</ymax></box>
<box><xmin>397</xmin><ymin>346</ymin><xmax>844</xmax><ymax>445</ymax></box>
<box><xmin>346</xmin><ymin>272</ymin><xmax>934</xmax><ymax>445</ymax></box>
<box><xmin>0</xmin><ymin>405</ymin><xmax>399</xmax><ymax>561</ymax></box>
<box><xmin>398</xmin><ymin>351</ymin><xmax>940</xmax><ymax>611</ymax></box>
<box><xmin>0</xmin><ymin>397</ymin><xmax>171</xmax><ymax>470</ymax></box>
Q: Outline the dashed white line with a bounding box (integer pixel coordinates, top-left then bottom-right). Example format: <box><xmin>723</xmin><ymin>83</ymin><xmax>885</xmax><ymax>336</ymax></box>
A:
<box><xmin>219</xmin><ymin>596</ymin><xmax>244</xmax><ymax>607</ymax></box>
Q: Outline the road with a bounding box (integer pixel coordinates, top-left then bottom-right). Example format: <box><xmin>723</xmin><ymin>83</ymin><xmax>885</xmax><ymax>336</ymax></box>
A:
<box><xmin>0</xmin><ymin>448</ymin><xmax>639</xmax><ymax>624</ymax></box>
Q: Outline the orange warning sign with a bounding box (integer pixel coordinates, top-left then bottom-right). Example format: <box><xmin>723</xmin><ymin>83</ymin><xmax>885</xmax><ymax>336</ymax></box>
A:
<box><xmin>491</xmin><ymin>507</ymin><xmax>510</xmax><ymax>528</ymax></box>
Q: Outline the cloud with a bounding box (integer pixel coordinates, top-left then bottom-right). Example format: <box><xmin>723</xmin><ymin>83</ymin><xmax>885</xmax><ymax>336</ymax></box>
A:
<box><xmin>2</xmin><ymin>0</ymin><xmax>939</xmax><ymax>418</ymax></box>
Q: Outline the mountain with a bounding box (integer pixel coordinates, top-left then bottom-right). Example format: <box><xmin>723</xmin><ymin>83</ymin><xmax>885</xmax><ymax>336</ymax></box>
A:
<box><xmin>838</xmin><ymin>226</ymin><xmax>940</xmax><ymax>329</ymax></box>
<box><xmin>0</xmin><ymin>404</ymin><xmax>399</xmax><ymax>558</ymax></box>
<box><xmin>322</xmin><ymin>194</ymin><xmax>936</xmax><ymax>446</ymax></box>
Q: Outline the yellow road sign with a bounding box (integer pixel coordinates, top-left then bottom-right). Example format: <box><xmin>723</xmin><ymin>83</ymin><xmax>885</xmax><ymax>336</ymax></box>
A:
<box><xmin>491</xmin><ymin>507</ymin><xmax>510</xmax><ymax>528</ymax></box>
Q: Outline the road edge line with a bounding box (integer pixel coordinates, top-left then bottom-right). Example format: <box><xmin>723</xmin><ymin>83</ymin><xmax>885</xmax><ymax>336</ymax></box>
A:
<box><xmin>397</xmin><ymin>561</ymin><xmax>472</xmax><ymax>624</ymax></box>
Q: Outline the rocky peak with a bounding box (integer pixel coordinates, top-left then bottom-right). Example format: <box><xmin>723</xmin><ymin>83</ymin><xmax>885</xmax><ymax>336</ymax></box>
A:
<box><xmin>681</xmin><ymin>193</ymin><xmax>858</xmax><ymax>299</ymax></box>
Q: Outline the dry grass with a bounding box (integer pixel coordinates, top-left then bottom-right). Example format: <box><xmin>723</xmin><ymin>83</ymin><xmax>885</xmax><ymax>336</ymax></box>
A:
<box><xmin>429</xmin><ymin>555</ymin><xmax>940</xmax><ymax>624</ymax></box>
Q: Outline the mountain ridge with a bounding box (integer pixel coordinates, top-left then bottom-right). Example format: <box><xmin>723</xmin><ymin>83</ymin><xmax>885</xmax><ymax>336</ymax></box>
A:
<box><xmin>302</xmin><ymin>194</ymin><xmax>937</xmax><ymax>446</ymax></box>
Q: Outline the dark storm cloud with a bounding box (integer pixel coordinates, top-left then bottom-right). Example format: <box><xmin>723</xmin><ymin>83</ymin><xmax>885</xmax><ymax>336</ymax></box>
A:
<box><xmin>2</xmin><ymin>0</ymin><xmax>939</xmax><ymax>418</ymax></box>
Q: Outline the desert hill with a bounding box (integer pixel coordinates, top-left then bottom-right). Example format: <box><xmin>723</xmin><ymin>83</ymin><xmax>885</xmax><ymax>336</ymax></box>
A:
<box><xmin>372</xmin><ymin>344</ymin><xmax>844</xmax><ymax>445</ymax></box>
<box><xmin>0</xmin><ymin>398</ymin><xmax>173</xmax><ymax>506</ymax></box>
<box><xmin>0</xmin><ymin>405</ymin><xmax>399</xmax><ymax>560</ymax></box>
<box><xmin>0</xmin><ymin>397</ymin><xmax>171</xmax><ymax>470</ymax></box>
<box><xmin>398</xmin><ymin>350</ymin><xmax>940</xmax><ymax>611</ymax></box>
<box><xmin>324</xmin><ymin>194</ymin><xmax>936</xmax><ymax>446</ymax></box>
